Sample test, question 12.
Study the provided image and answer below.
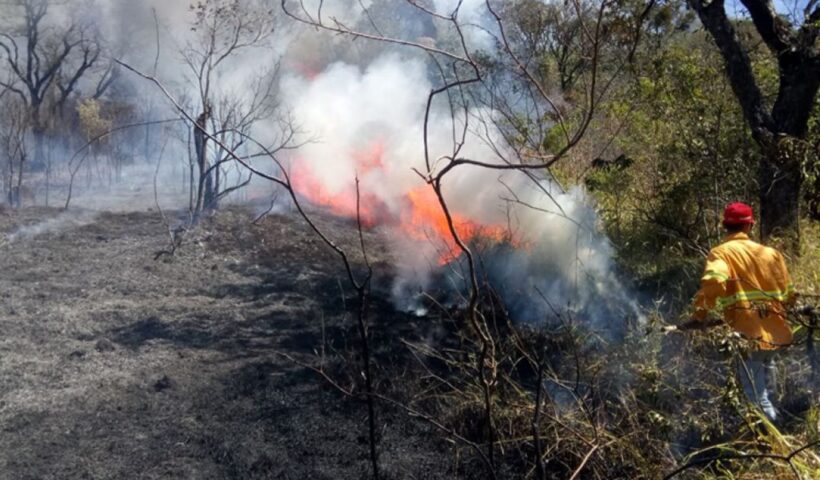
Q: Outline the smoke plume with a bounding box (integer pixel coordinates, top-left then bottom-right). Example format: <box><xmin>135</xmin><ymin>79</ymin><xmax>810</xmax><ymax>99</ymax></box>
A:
<box><xmin>277</xmin><ymin>50</ymin><xmax>643</xmax><ymax>333</ymax></box>
<box><xmin>0</xmin><ymin>0</ymin><xmax>644</xmax><ymax>334</ymax></box>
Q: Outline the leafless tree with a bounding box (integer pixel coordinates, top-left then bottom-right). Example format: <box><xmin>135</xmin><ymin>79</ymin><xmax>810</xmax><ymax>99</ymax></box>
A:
<box><xmin>206</xmin><ymin>67</ymin><xmax>282</xmax><ymax>208</ymax></box>
<box><xmin>0</xmin><ymin>0</ymin><xmax>102</xmax><ymax>170</ymax></box>
<box><xmin>63</xmin><ymin>117</ymin><xmax>184</xmax><ymax>210</ymax></box>
<box><xmin>0</xmin><ymin>96</ymin><xmax>31</xmax><ymax>207</ymax></box>
<box><xmin>180</xmin><ymin>0</ymin><xmax>276</xmax><ymax>218</ymax></box>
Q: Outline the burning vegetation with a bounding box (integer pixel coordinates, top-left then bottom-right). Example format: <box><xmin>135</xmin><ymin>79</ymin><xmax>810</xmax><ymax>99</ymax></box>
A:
<box><xmin>292</xmin><ymin>138</ymin><xmax>515</xmax><ymax>265</ymax></box>
<box><xmin>0</xmin><ymin>0</ymin><xmax>818</xmax><ymax>479</ymax></box>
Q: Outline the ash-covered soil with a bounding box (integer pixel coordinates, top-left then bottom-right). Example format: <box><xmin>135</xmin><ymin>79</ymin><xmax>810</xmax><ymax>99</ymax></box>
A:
<box><xmin>0</xmin><ymin>205</ymin><xmax>453</xmax><ymax>479</ymax></box>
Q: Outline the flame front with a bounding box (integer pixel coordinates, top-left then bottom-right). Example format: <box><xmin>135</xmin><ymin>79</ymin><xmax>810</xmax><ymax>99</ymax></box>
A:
<box><xmin>402</xmin><ymin>186</ymin><xmax>510</xmax><ymax>264</ymax></box>
<box><xmin>292</xmin><ymin>140</ymin><xmax>512</xmax><ymax>265</ymax></box>
<box><xmin>291</xmin><ymin>142</ymin><xmax>390</xmax><ymax>227</ymax></box>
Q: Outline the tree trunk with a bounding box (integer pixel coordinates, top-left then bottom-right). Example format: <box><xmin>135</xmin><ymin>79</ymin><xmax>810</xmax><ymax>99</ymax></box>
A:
<box><xmin>189</xmin><ymin>159</ymin><xmax>195</xmax><ymax>213</ymax></box>
<box><xmin>194</xmin><ymin>128</ymin><xmax>207</xmax><ymax>216</ymax></box>
<box><xmin>193</xmin><ymin>108</ymin><xmax>212</xmax><ymax>217</ymax></box>
<box><xmin>212</xmin><ymin>155</ymin><xmax>221</xmax><ymax>210</ymax></box>
<box><xmin>29</xmin><ymin>104</ymin><xmax>48</xmax><ymax>172</ymax></box>
<box><xmin>686</xmin><ymin>0</ymin><xmax>820</xmax><ymax>255</ymax></box>
<box><xmin>45</xmin><ymin>146</ymin><xmax>51</xmax><ymax>207</ymax></box>
<box><xmin>203</xmin><ymin>169</ymin><xmax>215</xmax><ymax>211</ymax></box>
<box><xmin>809</xmin><ymin>172</ymin><xmax>820</xmax><ymax>221</ymax></box>
<box><xmin>13</xmin><ymin>155</ymin><xmax>25</xmax><ymax>208</ymax></box>
<box><xmin>758</xmin><ymin>140</ymin><xmax>802</xmax><ymax>252</ymax></box>
<box><xmin>31</xmin><ymin>126</ymin><xmax>47</xmax><ymax>172</ymax></box>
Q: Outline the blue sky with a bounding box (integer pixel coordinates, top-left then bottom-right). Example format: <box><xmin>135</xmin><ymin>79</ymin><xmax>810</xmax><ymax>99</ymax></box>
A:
<box><xmin>724</xmin><ymin>0</ymin><xmax>814</xmax><ymax>24</ymax></box>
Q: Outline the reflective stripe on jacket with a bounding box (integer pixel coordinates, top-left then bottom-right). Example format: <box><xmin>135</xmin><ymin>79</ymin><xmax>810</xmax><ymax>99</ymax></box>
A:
<box><xmin>693</xmin><ymin>232</ymin><xmax>795</xmax><ymax>350</ymax></box>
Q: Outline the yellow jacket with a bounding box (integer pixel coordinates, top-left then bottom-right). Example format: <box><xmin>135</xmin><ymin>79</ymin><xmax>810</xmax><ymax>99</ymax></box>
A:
<box><xmin>693</xmin><ymin>232</ymin><xmax>795</xmax><ymax>350</ymax></box>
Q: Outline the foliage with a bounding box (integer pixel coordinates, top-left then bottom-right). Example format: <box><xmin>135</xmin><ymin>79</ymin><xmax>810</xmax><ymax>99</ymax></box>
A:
<box><xmin>585</xmin><ymin>38</ymin><xmax>755</xmax><ymax>284</ymax></box>
<box><xmin>76</xmin><ymin>98</ymin><xmax>112</xmax><ymax>141</ymax></box>
<box><xmin>793</xmin><ymin>221</ymin><xmax>820</xmax><ymax>296</ymax></box>
<box><xmin>802</xmin><ymin>101</ymin><xmax>820</xmax><ymax>220</ymax></box>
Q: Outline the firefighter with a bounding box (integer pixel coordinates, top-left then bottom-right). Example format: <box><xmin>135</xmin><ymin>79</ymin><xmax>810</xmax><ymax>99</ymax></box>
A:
<box><xmin>666</xmin><ymin>202</ymin><xmax>795</xmax><ymax>422</ymax></box>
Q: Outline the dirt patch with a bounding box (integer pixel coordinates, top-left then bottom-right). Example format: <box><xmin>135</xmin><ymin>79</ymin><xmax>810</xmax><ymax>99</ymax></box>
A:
<box><xmin>0</xmin><ymin>206</ymin><xmax>453</xmax><ymax>479</ymax></box>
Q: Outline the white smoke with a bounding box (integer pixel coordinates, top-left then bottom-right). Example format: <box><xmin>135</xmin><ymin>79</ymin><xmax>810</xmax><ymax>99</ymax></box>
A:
<box><xmin>429</xmin><ymin>0</ymin><xmax>495</xmax><ymax>50</ymax></box>
<box><xmin>278</xmin><ymin>55</ymin><xmax>428</xmax><ymax>206</ymax></box>
<box><xmin>6</xmin><ymin>210</ymin><xmax>98</xmax><ymax>243</ymax></box>
<box><xmin>278</xmin><ymin>51</ymin><xmax>643</xmax><ymax>333</ymax></box>
<box><xmin>0</xmin><ymin>1</ymin><xmax>644</xmax><ymax>332</ymax></box>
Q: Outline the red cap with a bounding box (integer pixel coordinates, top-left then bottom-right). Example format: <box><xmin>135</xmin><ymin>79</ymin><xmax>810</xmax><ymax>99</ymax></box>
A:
<box><xmin>723</xmin><ymin>202</ymin><xmax>754</xmax><ymax>226</ymax></box>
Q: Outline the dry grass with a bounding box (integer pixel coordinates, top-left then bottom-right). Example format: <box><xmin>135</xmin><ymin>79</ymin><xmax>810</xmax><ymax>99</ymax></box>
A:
<box><xmin>793</xmin><ymin>221</ymin><xmax>820</xmax><ymax>296</ymax></box>
<box><xmin>1</xmin><ymin>204</ymin><xmax>816</xmax><ymax>479</ymax></box>
<box><xmin>392</xmin><ymin>265</ymin><xmax>820</xmax><ymax>478</ymax></box>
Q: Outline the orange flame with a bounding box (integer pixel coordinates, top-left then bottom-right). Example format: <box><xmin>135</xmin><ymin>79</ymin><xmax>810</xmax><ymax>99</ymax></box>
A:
<box><xmin>403</xmin><ymin>186</ymin><xmax>509</xmax><ymax>264</ymax></box>
<box><xmin>291</xmin><ymin>142</ymin><xmax>390</xmax><ymax>227</ymax></box>
<box><xmin>292</xmin><ymin>140</ymin><xmax>512</xmax><ymax>264</ymax></box>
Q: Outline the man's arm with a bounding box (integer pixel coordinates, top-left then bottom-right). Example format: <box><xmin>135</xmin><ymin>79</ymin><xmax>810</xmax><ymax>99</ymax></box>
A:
<box><xmin>665</xmin><ymin>252</ymin><xmax>730</xmax><ymax>333</ymax></box>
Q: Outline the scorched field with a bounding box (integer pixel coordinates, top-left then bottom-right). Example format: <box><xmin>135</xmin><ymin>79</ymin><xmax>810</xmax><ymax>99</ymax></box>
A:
<box><xmin>0</xmin><ymin>205</ymin><xmax>452</xmax><ymax>480</ymax></box>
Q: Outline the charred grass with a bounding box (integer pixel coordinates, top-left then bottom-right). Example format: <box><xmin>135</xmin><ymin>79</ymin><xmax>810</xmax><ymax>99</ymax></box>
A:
<box><xmin>0</xmin><ymin>206</ymin><xmax>450</xmax><ymax>479</ymax></box>
<box><xmin>0</xmin><ymin>205</ymin><xmax>817</xmax><ymax>479</ymax></box>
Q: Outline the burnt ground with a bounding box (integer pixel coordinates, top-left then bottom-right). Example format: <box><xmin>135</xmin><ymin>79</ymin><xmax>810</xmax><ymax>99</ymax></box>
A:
<box><xmin>0</xmin><ymin>205</ymin><xmax>457</xmax><ymax>480</ymax></box>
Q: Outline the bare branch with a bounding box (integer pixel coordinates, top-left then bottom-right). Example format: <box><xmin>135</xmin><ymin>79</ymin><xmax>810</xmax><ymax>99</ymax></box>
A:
<box><xmin>64</xmin><ymin>118</ymin><xmax>185</xmax><ymax>209</ymax></box>
<box><xmin>281</xmin><ymin>0</ymin><xmax>471</xmax><ymax>63</ymax></box>
<box><xmin>739</xmin><ymin>0</ymin><xmax>796</xmax><ymax>55</ymax></box>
